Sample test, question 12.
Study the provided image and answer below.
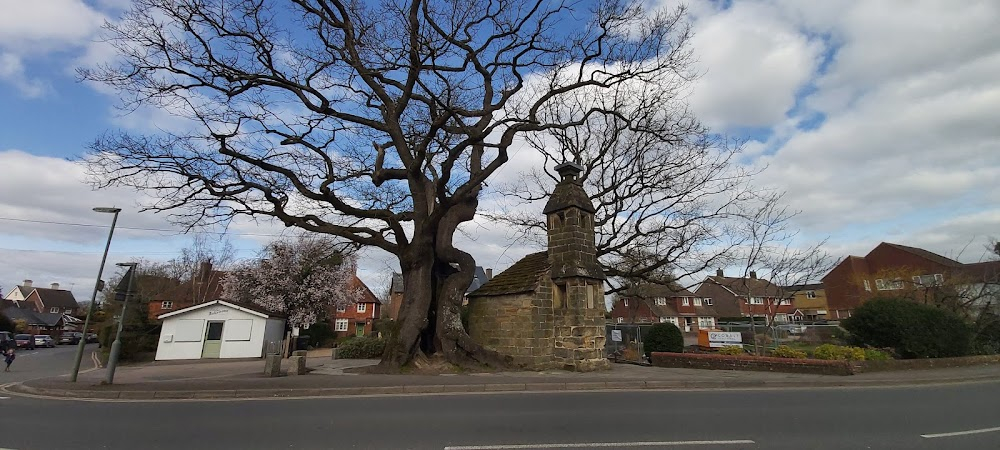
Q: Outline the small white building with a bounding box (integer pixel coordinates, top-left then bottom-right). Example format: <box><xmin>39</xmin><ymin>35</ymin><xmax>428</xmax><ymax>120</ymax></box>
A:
<box><xmin>155</xmin><ymin>300</ymin><xmax>286</xmax><ymax>361</ymax></box>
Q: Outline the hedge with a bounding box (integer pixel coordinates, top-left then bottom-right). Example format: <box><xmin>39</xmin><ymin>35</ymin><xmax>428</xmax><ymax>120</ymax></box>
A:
<box><xmin>336</xmin><ymin>336</ymin><xmax>386</xmax><ymax>359</ymax></box>
<box><xmin>643</xmin><ymin>323</ymin><xmax>684</xmax><ymax>357</ymax></box>
<box><xmin>842</xmin><ymin>297</ymin><xmax>972</xmax><ymax>359</ymax></box>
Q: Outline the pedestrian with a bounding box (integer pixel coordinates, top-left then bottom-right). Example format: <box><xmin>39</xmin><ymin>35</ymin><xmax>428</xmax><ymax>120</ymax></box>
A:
<box><xmin>4</xmin><ymin>348</ymin><xmax>14</xmax><ymax>372</ymax></box>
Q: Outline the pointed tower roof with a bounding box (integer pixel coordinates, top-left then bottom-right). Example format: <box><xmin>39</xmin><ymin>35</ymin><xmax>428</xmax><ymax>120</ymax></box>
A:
<box><xmin>542</xmin><ymin>162</ymin><xmax>596</xmax><ymax>214</ymax></box>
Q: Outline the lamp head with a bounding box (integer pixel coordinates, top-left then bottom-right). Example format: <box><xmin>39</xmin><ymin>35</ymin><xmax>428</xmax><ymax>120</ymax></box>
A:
<box><xmin>93</xmin><ymin>207</ymin><xmax>122</xmax><ymax>214</ymax></box>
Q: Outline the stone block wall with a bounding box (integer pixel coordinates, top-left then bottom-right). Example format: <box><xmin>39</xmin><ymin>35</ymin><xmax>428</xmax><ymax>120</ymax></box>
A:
<box><xmin>551</xmin><ymin>278</ymin><xmax>609</xmax><ymax>372</ymax></box>
<box><xmin>467</xmin><ymin>291</ymin><xmax>556</xmax><ymax>370</ymax></box>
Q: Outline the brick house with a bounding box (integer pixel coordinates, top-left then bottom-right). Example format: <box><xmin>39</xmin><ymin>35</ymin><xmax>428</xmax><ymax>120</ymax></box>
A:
<box><xmin>784</xmin><ymin>283</ymin><xmax>828</xmax><ymax>321</ymax></box>
<box><xmin>609</xmin><ymin>284</ymin><xmax>723</xmax><ymax>333</ymax></box>
<box><xmin>1</xmin><ymin>307</ymin><xmax>65</xmax><ymax>336</ymax></box>
<box><xmin>694</xmin><ymin>270</ymin><xmax>794</xmax><ymax>324</ymax></box>
<box><xmin>466</xmin><ymin>162</ymin><xmax>609</xmax><ymax>372</ymax></box>
<box><xmin>6</xmin><ymin>281</ymin><xmax>82</xmax><ymax>316</ymax></box>
<box><xmin>330</xmin><ymin>275</ymin><xmax>381</xmax><ymax>338</ymax></box>
<box><xmin>822</xmin><ymin>242</ymin><xmax>1000</xmax><ymax>319</ymax></box>
<box><xmin>145</xmin><ymin>262</ymin><xmax>227</xmax><ymax>320</ymax></box>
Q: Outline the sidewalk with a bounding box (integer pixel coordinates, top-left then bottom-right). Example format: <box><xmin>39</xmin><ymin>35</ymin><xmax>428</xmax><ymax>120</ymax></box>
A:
<box><xmin>6</xmin><ymin>354</ymin><xmax>999</xmax><ymax>400</ymax></box>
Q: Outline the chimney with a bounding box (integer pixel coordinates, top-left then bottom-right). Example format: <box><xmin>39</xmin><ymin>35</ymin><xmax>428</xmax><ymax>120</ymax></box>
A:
<box><xmin>22</xmin><ymin>279</ymin><xmax>32</xmax><ymax>287</ymax></box>
<box><xmin>750</xmin><ymin>271</ymin><xmax>757</xmax><ymax>279</ymax></box>
<box><xmin>715</xmin><ymin>269</ymin><xmax>723</xmax><ymax>277</ymax></box>
<box><xmin>199</xmin><ymin>261</ymin><xmax>213</xmax><ymax>281</ymax></box>
<box><xmin>485</xmin><ymin>268</ymin><xmax>493</xmax><ymax>280</ymax></box>
<box><xmin>50</xmin><ymin>283</ymin><xmax>60</xmax><ymax>290</ymax></box>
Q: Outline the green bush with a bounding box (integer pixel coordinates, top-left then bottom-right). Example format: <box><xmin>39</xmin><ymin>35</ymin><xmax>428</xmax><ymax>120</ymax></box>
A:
<box><xmin>972</xmin><ymin>312</ymin><xmax>1000</xmax><ymax>355</ymax></box>
<box><xmin>717</xmin><ymin>345</ymin><xmax>745</xmax><ymax>356</ymax></box>
<box><xmin>812</xmin><ymin>344</ymin><xmax>866</xmax><ymax>361</ymax></box>
<box><xmin>306</xmin><ymin>322</ymin><xmax>335</xmax><ymax>347</ymax></box>
<box><xmin>770</xmin><ymin>345</ymin><xmax>807</xmax><ymax>359</ymax></box>
<box><xmin>842</xmin><ymin>297</ymin><xmax>973</xmax><ymax>359</ymax></box>
<box><xmin>336</xmin><ymin>336</ymin><xmax>386</xmax><ymax>359</ymax></box>
<box><xmin>642</xmin><ymin>323</ymin><xmax>684</xmax><ymax>357</ymax></box>
<box><xmin>863</xmin><ymin>347</ymin><xmax>892</xmax><ymax>361</ymax></box>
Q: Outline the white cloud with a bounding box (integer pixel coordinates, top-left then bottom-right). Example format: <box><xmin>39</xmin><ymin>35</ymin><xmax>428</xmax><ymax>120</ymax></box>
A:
<box><xmin>687</xmin><ymin>1</ymin><xmax>823</xmax><ymax>130</ymax></box>
<box><xmin>0</xmin><ymin>53</ymin><xmax>50</xmax><ymax>97</ymax></box>
<box><xmin>0</xmin><ymin>0</ymin><xmax>105</xmax><ymax>52</ymax></box>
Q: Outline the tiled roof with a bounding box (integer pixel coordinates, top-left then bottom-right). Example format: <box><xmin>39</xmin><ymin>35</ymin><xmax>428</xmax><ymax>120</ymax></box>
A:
<box><xmin>784</xmin><ymin>283</ymin><xmax>824</xmax><ymax>291</ymax></box>
<box><xmin>30</xmin><ymin>288</ymin><xmax>79</xmax><ymax>310</ymax></box>
<box><xmin>390</xmin><ymin>273</ymin><xmax>404</xmax><ymax>293</ymax></box>
<box><xmin>881</xmin><ymin>243</ymin><xmax>962</xmax><ymax>267</ymax></box>
<box><xmin>704</xmin><ymin>275</ymin><xmax>787</xmax><ymax>298</ymax></box>
<box><xmin>1</xmin><ymin>307</ymin><xmax>64</xmax><ymax>327</ymax></box>
<box><xmin>468</xmin><ymin>252</ymin><xmax>549</xmax><ymax>297</ymax></box>
<box><xmin>622</xmin><ymin>282</ymin><xmax>696</xmax><ymax>299</ymax></box>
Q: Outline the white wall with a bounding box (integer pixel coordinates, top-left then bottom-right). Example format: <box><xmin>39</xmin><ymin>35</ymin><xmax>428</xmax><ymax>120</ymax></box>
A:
<box><xmin>155</xmin><ymin>304</ymin><xmax>272</xmax><ymax>360</ymax></box>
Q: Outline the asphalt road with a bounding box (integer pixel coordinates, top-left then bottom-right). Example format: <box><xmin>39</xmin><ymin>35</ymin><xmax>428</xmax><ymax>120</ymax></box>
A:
<box><xmin>0</xmin><ymin>342</ymin><xmax>99</xmax><ymax>384</ymax></box>
<box><xmin>2</xmin><ymin>380</ymin><xmax>998</xmax><ymax>449</ymax></box>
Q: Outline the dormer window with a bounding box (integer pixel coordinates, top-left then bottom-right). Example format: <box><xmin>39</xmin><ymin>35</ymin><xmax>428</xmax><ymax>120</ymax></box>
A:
<box><xmin>655</xmin><ymin>298</ymin><xmax>666</xmax><ymax>306</ymax></box>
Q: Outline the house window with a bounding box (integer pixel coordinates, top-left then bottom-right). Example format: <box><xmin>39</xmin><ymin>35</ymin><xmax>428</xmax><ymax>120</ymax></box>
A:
<box><xmin>616</xmin><ymin>317</ymin><xmax>624</xmax><ymax>324</ymax></box>
<box><xmin>805</xmin><ymin>290</ymin><xmax>816</xmax><ymax>299</ymax></box>
<box><xmin>704</xmin><ymin>298</ymin><xmax>713</xmax><ymax>306</ymax></box>
<box><xmin>161</xmin><ymin>301</ymin><xmax>173</xmax><ymax>310</ymax></box>
<box><xmin>334</xmin><ymin>319</ymin><xmax>349</xmax><ymax>331</ymax></box>
<box><xmin>693</xmin><ymin>298</ymin><xmax>702</xmax><ymax>306</ymax></box>
<box><xmin>50</xmin><ymin>307</ymin><xmax>59</xmax><ymax>313</ymax></box>
<box><xmin>876</xmin><ymin>279</ymin><xmax>903</xmax><ymax>290</ymax></box>
<box><xmin>682</xmin><ymin>298</ymin><xmax>690</xmax><ymax>306</ymax></box>
<box><xmin>749</xmin><ymin>297</ymin><xmax>764</xmax><ymax>305</ymax></box>
<box><xmin>875</xmin><ymin>279</ymin><xmax>886</xmax><ymax>290</ymax></box>
<box><xmin>913</xmin><ymin>274</ymin><xmax>945</xmax><ymax>286</ymax></box>
<box><xmin>864</xmin><ymin>280</ymin><xmax>871</xmax><ymax>291</ymax></box>
<box><xmin>667</xmin><ymin>317</ymin><xmax>679</xmax><ymax>326</ymax></box>
<box><xmin>697</xmin><ymin>317</ymin><xmax>715</xmax><ymax>328</ymax></box>
<box><xmin>659</xmin><ymin>317</ymin><xmax>668</xmax><ymax>323</ymax></box>
<box><xmin>357</xmin><ymin>303</ymin><xmax>367</xmax><ymax>313</ymax></box>
<box><xmin>336</xmin><ymin>305</ymin><xmax>346</xmax><ymax>313</ymax></box>
<box><xmin>65</xmin><ymin>309</ymin><xmax>72</xmax><ymax>314</ymax></box>
<box><xmin>623</xmin><ymin>299</ymin><xmax>628</xmax><ymax>307</ymax></box>
<box><xmin>655</xmin><ymin>298</ymin><xmax>666</xmax><ymax>306</ymax></box>
<box><xmin>890</xmin><ymin>279</ymin><xmax>904</xmax><ymax>290</ymax></box>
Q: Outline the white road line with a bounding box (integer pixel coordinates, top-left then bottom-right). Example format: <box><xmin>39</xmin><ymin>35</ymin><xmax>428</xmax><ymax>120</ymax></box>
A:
<box><xmin>0</xmin><ymin>397</ymin><xmax>10</xmax><ymax>400</ymax></box>
<box><xmin>444</xmin><ymin>440</ymin><xmax>756</xmax><ymax>449</ymax></box>
<box><xmin>921</xmin><ymin>426</ymin><xmax>1000</xmax><ymax>439</ymax></box>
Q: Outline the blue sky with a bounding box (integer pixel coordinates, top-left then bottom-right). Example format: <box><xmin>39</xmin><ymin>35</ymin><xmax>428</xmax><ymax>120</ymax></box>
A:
<box><xmin>2</xmin><ymin>0</ymin><xmax>1000</xmax><ymax>303</ymax></box>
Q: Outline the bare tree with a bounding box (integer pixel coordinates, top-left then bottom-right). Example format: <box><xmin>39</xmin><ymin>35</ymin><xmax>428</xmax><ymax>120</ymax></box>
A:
<box><xmin>487</xmin><ymin>68</ymin><xmax>761</xmax><ymax>293</ymax></box>
<box><xmin>725</xmin><ymin>193</ymin><xmax>833</xmax><ymax>354</ymax></box>
<box><xmin>83</xmin><ymin>0</ymin><xmax>695</xmax><ymax>369</ymax></box>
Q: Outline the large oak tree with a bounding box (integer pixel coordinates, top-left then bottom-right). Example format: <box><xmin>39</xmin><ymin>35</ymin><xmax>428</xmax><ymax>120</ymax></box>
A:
<box><xmin>84</xmin><ymin>0</ymin><xmax>695</xmax><ymax>369</ymax></box>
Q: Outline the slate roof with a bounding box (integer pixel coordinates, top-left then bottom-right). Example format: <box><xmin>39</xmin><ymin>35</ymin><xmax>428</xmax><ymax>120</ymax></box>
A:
<box><xmin>158</xmin><ymin>299</ymin><xmax>286</xmax><ymax>320</ymax></box>
<box><xmin>15</xmin><ymin>286</ymin><xmax>32</xmax><ymax>298</ymax></box>
<box><xmin>467</xmin><ymin>266</ymin><xmax>491</xmax><ymax>294</ymax></box>
<box><xmin>622</xmin><ymin>282</ymin><xmax>696</xmax><ymax>299</ymax></box>
<box><xmin>881</xmin><ymin>243</ymin><xmax>963</xmax><ymax>267</ymax></box>
<box><xmin>2</xmin><ymin>307</ymin><xmax>64</xmax><ymax>327</ymax></box>
<box><xmin>390</xmin><ymin>273</ymin><xmax>404</xmax><ymax>294</ymax></box>
<box><xmin>702</xmin><ymin>275</ymin><xmax>787</xmax><ymax>298</ymax></box>
<box><xmin>468</xmin><ymin>252</ymin><xmax>549</xmax><ymax>297</ymax></box>
<box><xmin>29</xmin><ymin>288</ymin><xmax>79</xmax><ymax>310</ymax></box>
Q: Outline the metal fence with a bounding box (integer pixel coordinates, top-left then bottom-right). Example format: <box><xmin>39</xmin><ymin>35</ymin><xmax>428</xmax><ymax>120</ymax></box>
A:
<box><xmin>606</xmin><ymin>322</ymin><xmax>848</xmax><ymax>361</ymax></box>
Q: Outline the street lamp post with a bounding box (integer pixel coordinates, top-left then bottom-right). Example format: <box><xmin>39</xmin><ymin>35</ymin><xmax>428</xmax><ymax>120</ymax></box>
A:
<box><xmin>70</xmin><ymin>207</ymin><xmax>122</xmax><ymax>382</ymax></box>
<box><xmin>105</xmin><ymin>262</ymin><xmax>137</xmax><ymax>384</ymax></box>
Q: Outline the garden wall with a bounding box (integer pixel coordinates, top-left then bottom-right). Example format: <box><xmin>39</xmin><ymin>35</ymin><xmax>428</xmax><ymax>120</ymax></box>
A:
<box><xmin>851</xmin><ymin>354</ymin><xmax>1000</xmax><ymax>373</ymax></box>
<box><xmin>650</xmin><ymin>352</ymin><xmax>853</xmax><ymax>376</ymax></box>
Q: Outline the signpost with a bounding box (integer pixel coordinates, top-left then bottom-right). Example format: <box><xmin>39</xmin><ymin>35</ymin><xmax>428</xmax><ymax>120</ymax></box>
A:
<box><xmin>707</xmin><ymin>331</ymin><xmax>743</xmax><ymax>348</ymax></box>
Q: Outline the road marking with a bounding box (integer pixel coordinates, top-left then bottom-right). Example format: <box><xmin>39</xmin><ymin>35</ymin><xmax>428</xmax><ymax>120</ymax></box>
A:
<box><xmin>444</xmin><ymin>440</ymin><xmax>756</xmax><ymax>449</ymax></box>
<box><xmin>921</xmin><ymin>426</ymin><xmax>1000</xmax><ymax>439</ymax></box>
<box><xmin>0</xmin><ymin>397</ymin><xmax>9</xmax><ymax>400</ymax></box>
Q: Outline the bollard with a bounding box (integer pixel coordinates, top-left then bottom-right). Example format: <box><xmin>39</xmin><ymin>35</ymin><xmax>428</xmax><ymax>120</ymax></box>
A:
<box><xmin>331</xmin><ymin>347</ymin><xmax>338</xmax><ymax>360</ymax></box>
<box><xmin>264</xmin><ymin>354</ymin><xmax>282</xmax><ymax>377</ymax></box>
<box><xmin>289</xmin><ymin>355</ymin><xmax>307</xmax><ymax>375</ymax></box>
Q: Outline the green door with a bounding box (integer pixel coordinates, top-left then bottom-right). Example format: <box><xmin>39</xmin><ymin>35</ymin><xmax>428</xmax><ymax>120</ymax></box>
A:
<box><xmin>201</xmin><ymin>321</ymin><xmax>224</xmax><ymax>358</ymax></box>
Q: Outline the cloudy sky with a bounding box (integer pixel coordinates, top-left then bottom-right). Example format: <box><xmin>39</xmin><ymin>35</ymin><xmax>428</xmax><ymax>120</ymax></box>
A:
<box><xmin>1</xmin><ymin>0</ymin><xmax>998</xmax><ymax>303</ymax></box>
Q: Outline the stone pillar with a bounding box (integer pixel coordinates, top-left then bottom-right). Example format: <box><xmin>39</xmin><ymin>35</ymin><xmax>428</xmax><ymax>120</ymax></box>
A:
<box><xmin>263</xmin><ymin>354</ymin><xmax>282</xmax><ymax>377</ymax></box>
<box><xmin>289</xmin><ymin>355</ymin><xmax>307</xmax><ymax>375</ymax></box>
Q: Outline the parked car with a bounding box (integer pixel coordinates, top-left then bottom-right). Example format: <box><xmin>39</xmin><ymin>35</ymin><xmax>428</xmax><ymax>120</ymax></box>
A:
<box><xmin>58</xmin><ymin>332</ymin><xmax>84</xmax><ymax>345</ymax></box>
<box><xmin>86</xmin><ymin>333</ymin><xmax>99</xmax><ymax>344</ymax></box>
<box><xmin>15</xmin><ymin>334</ymin><xmax>36</xmax><ymax>350</ymax></box>
<box><xmin>34</xmin><ymin>335</ymin><xmax>55</xmax><ymax>348</ymax></box>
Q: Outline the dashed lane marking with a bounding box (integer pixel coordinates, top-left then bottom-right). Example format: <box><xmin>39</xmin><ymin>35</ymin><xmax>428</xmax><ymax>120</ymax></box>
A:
<box><xmin>921</xmin><ymin>426</ymin><xmax>1000</xmax><ymax>439</ymax></box>
<box><xmin>444</xmin><ymin>440</ymin><xmax>757</xmax><ymax>449</ymax></box>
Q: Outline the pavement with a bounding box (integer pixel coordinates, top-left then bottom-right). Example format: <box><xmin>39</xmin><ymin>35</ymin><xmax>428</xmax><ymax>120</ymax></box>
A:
<box><xmin>4</xmin><ymin>348</ymin><xmax>999</xmax><ymax>400</ymax></box>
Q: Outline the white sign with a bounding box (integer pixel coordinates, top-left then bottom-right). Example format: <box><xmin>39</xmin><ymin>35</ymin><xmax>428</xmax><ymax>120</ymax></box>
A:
<box><xmin>611</xmin><ymin>330</ymin><xmax>623</xmax><ymax>342</ymax></box>
<box><xmin>708</xmin><ymin>331</ymin><xmax>742</xmax><ymax>348</ymax></box>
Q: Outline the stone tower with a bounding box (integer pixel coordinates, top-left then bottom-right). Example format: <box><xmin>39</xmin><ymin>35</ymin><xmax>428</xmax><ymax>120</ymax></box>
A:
<box><xmin>542</xmin><ymin>162</ymin><xmax>609</xmax><ymax>371</ymax></box>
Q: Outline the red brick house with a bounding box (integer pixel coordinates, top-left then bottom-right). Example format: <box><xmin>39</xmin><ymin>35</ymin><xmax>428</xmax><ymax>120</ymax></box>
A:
<box><xmin>610</xmin><ymin>283</ymin><xmax>722</xmax><ymax>333</ymax></box>
<box><xmin>330</xmin><ymin>276</ymin><xmax>381</xmax><ymax>338</ymax></box>
<box><xmin>822</xmin><ymin>242</ymin><xmax>998</xmax><ymax>319</ymax></box>
<box><xmin>18</xmin><ymin>283</ymin><xmax>81</xmax><ymax>316</ymax></box>
<box><xmin>145</xmin><ymin>262</ymin><xmax>227</xmax><ymax>320</ymax></box>
<box><xmin>694</xmin><ymin>270</ymin><xmax>794</xmax><ymax>325</ymax></box>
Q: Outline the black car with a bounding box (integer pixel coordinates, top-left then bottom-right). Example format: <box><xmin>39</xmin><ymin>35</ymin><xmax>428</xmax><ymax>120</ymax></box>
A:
<box><xmin>58</xmin><ymin>332</ymin><xmax>84</xmax><ymax>345</ymax></box>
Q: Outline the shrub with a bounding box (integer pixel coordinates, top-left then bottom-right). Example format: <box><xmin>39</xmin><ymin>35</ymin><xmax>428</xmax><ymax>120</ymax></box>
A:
<box><xmin>770</xmin><ymin>345</ymin><xmax>807</xmax><ymax>359</ymax></box>
<box><xmin>842</xmin><ymin>297</ymin><xmax>973</xmax><ymax>359</ymax></box>
<box><xmin>863</xmin><ymin>347</ymin><xmax>892</xmax><ymax>361</ymax></box>
<box><xmin>336</xmin><ymin>336</ymin><xmax>386</xmax><ymax>359</ymax></box>
<box><xmin>642</xmin><ymin>323</ymin><xmax>684</xmax><ymax>357</ymax></box>
<box><xmin>812</xmin><ymin>344</ymin><xmax>866</xmax><ymax>361</ymax></box>
<box><xmin>717</xmin><ymin>345</ymin><xmax>745</xmax><ymax>356</ymax></box>
<box><xmin>972</xmin><ymin>312</ymin><xmax>1000</xmax><ymax>355</ymax></box>
<box><xmin>306</xmin><ymin>322</ymin><xmax>335</xmax><ymax>347</ymax></box>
